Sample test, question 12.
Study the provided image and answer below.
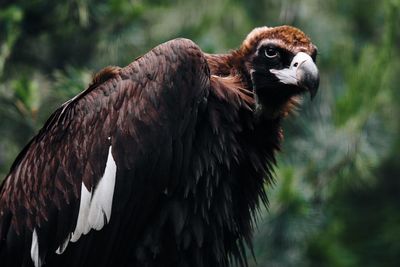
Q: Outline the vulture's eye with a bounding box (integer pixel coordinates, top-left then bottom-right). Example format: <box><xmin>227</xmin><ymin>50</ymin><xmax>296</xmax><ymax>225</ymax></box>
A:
<box><xmin>264</xmin><ymin>48</ymin><xmax>279</xmax><ymax>59</ymax></box>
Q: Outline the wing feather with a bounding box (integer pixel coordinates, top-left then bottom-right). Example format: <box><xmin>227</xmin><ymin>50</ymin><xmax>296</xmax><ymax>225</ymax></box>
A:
<box><xmin>0</xmin><ymin>38</ymin><xmax>210</xmax><ymax>266</ymax></box>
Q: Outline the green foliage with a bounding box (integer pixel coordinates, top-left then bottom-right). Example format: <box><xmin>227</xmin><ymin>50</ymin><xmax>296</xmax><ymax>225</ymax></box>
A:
<box><xmin>0</xmin><ymin>5</ymin><xmax>23</xmax><ymax>77</ymax></box>
<box><xmin>0</xmin><ymin>0</ymin><xmax>399</xmax><ymax>266</ymax></box>
<box><xmin>335</xmin><ymin>1</ymin><xmax>398</xmax><ymax>127</ymax></box>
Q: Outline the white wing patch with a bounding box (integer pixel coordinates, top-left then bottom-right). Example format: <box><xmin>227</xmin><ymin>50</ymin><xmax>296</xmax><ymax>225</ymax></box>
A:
<box><xmin>55</xmin><ymin>233</ymin><xmax>71</xmax><ymax>255</ymax></box>
<box><xmin>70</xmin><ymin>182</ymin><xmax>92</xmax><ymax>242</ymax></box>
<box><xmin>31</xmin><ymin>228</ymin><xmax>41</xmax><ymax>267</ymax></box>
<box><xmin>56</xmin><ymin>145</ymin><xmax>117</xmax><ymax>253</ymax></box>
<box><xmin>87</xmin><ymin>145</ymin><xmax>117</xmax><ymax>230</ymax></box>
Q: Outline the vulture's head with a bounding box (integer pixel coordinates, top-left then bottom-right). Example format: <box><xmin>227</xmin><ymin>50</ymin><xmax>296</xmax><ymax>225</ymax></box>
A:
<box><xmin>236</xmin><ymin>25</ymin><xmax>319</xmax><ymax>116</ymax></box>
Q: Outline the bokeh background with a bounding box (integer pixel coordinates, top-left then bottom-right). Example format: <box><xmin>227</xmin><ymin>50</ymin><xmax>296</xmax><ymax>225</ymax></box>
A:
<box><xmin>1</xmin><ymin>0</ymin><xmax>399</xmax><ymax>266</ymax></box>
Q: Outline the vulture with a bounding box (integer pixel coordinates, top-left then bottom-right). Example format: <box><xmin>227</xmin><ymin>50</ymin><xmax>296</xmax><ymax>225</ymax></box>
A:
<box><xmin>0</xmin><ymin>25</ymin><xmax>319</xmax><ymax>267</ymax></box>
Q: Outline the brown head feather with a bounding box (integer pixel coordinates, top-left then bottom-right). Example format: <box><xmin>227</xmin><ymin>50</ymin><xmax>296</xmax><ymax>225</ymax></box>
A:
<box><xmin>239</xmin><ymin>25</ymin><xmax>316</xmax><ymax>57</ymax></box>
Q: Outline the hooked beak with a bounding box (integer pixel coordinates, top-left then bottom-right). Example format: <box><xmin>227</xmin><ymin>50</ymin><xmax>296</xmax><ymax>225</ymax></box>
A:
<box><xmin>270</xmin><ymin>52</ymin><xmax>319</xmax><ymax>99</ymax></box>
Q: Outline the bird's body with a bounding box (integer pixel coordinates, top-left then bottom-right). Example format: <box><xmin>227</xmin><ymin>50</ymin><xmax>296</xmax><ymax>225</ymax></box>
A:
<box><xmin>0</xmin><ymin>26</ymin><xmax>319</xmax><ymax>267</ymax></box>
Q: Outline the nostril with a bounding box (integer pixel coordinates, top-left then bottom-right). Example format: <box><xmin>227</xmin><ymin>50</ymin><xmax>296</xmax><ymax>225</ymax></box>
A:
<box><xmin>293</xmin><ymin>62</ymin><xmax>299</xmax><ymax>67</ymax></box>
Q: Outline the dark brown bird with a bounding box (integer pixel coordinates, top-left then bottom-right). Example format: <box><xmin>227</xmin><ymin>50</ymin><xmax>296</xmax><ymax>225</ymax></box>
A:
<box><xmin>0</xmin><ymin>25</ymin><xmax>319</xmax><ymax>267</ymax></box>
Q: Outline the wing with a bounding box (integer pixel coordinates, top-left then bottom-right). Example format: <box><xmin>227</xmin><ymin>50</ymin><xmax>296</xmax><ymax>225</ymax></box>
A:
<box><xmin>0</xmin><ymin>38</ymin><xmax>210</xmax><ymax>267</ymax></box>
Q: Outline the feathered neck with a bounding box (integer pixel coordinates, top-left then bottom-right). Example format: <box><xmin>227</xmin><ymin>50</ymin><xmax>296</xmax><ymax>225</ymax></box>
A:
<box><xmin>205</xmin><ymin>52</ymin><xmax>299</xmax><ymax>121</ymax></box>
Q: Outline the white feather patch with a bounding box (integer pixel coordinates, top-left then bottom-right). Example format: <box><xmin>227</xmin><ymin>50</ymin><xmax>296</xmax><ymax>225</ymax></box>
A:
<box><xmin>55</xmin><ymin>233</ymin><xmax>71</xmax><ymax>255</ymax></box>
<box><xmin>87</xmin><ymin>145</ymin><xmax>117</xmax><ymax>230</ymax></box>
<box><xmin>56</xmin><ymin>145</ymin><xmax>117</xmax><ymax>252</ymax></box>
<box><xmin>70</xmin><ymin>180</ymin><xmax>92</xmax><ymax>242</ymax></box>
<box><xmin>31</xmin><ymin>228</ymin><xmax>41</xmax><ymax>267</ymax></box>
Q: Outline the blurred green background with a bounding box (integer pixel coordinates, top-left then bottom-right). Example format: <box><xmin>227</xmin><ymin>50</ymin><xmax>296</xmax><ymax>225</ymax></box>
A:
<box><xmin>1</xmin><ymin>0</ymin><xmax>399</xmax><ymax>266</ymax></box>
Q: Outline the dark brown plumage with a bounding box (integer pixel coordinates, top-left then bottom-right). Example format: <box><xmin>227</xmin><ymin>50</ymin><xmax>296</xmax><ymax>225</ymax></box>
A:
<box><xmin>0</xmin><ymin>25</ymin><xmax>319</xmax><ymax>267</ymax></box>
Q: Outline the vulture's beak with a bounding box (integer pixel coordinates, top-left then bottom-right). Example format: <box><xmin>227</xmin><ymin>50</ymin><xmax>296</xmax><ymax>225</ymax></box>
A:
<box><xmin>270</xmin><ymin>52</ymin><xmax>319</xmax><ymax>99</ymax></box>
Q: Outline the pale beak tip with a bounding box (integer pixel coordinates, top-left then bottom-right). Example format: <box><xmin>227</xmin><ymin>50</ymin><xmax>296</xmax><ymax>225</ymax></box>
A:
<box><xmin>297</xmin><ymin>60</ymin><xmax>319</xmax><ymax>100</ymax></box>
